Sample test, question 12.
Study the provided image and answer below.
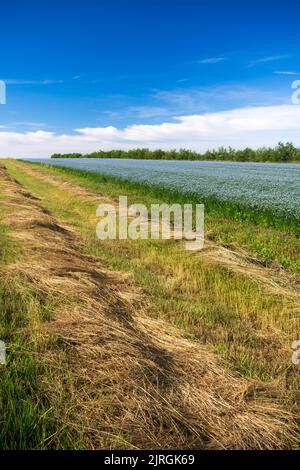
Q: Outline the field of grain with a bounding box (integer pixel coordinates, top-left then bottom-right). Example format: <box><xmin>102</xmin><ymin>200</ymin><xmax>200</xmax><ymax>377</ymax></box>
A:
<box><xmin>30</xmin><ymin>158</ymin><xmax>300</xmax><ymax>230</ymax></box>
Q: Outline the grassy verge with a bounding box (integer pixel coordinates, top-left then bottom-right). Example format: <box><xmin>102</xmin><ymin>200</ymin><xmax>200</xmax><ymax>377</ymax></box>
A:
<box><xmin>5</xmin><ymin>160</ymin><xmax>300</xmax><ymax>395</ymax></box>
<box><xmin>0</xmin><ymin>193</ymin><xmax>84</xmax><ymax>449</ymax></box>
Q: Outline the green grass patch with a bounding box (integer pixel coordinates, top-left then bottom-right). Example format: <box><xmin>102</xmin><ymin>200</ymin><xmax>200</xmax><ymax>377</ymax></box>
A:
<box><xmin>0</xmin><ymin>188</ymin><xmax>85</xmax><ymax>449</ymax></box>
<box><xmin>0</xmin><ymin>278</ymin><xmax>85</xmax><ymax>449</ymax></box>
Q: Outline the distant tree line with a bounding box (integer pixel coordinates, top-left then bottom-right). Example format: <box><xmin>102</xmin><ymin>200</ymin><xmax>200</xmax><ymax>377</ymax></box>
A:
<box><xmin>51</xmin><ymin>142</ymin><xmax>300</xmax><ymax>162</ymax></box>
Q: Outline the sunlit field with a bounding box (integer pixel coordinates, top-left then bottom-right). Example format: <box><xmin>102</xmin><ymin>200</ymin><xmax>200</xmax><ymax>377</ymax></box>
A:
<box><xmin>0</xmin><ymin>158</ymin><xmax>299</xmax><ymax>449</ymax></box>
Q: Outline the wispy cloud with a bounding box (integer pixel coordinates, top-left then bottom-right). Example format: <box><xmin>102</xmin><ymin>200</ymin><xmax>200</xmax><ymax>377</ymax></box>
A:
<box><xmin>249</xmin><ymin>54</ymin><xmax>291</xmax><ymax>67</ymax></box>
<box><xmin>152</xmin><ymin>84</ymin><xmax>288</xmax><ymax>115</ymax></box>
<box><xmin>0</xmin><ymin>122</ymin><xmax>47</xmax><ymax>131</ymax></box>
<box><xmin>100</xmin><ymin>106</ymin><xmax>170</xmax><ymax>120</ymax></box>
<box><xmin>273</xmin><ymin>70</ymin><xmax>299</xmax><ymax>76</ymax></box>
<box><xmin>96</xmin><ymin>84</ymin><xmax>290</xmax><ymax>125</ymax></box>
<box><xmin>10</xmin><ymin>121</ymin><xmax>48</xmax><ymax>128</ymax></box>
<box><xmin>4</xmin><ymin>79</ymin><xmax>64</xmax><ymax>85</ymax></box>
<box><xmin>197</xmin><ymin>57</ymin><xmax>226</xmax><ymax>64</ymax></box>
<box><xmin>126</xmin><ymin>106</ymin><xmax>169</xmax><ymax>119</ymax></box>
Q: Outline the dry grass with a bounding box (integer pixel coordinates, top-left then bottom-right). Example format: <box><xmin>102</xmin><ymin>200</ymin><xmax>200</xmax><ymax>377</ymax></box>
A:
<box><xmin>198</xmin><ymin>242</ymin><xmax>300</xmax><ymax>300</ymax></box>
<box><xmin>0</xmin><ymin>163</ymin><xmax>299</xmax><ymax>449</ymax></box>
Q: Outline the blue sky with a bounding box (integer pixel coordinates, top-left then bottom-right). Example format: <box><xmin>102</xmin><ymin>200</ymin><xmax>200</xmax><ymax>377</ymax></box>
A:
<box><xmin>1</xmin><ymin>0</ymin><xmax>300</xmax><ymax>156</ymax></box>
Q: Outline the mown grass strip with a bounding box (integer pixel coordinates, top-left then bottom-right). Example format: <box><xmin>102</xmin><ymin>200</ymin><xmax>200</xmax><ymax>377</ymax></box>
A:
<box><xmin>0</xmin><ymin>194</ymin><xmax>84</xmax><ymax>449</ymax></box>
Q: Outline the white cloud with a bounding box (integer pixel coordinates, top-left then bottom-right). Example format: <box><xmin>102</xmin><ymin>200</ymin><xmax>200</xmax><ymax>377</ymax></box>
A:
<box><xmin>273</xmin><ymin>71</ymin><xmax>299</xmax><ymax>76</ymax></box>
<box><xmin>249</xmin><ymin>54</ymin><xmax>291</xmax><ymax>67</ymax></box>
<box><xmin>101</xmin><ymin>106</ymin><xmax>170</xmax><ymax>120</ymax></box>
<box><xmin>197</xmin><ymin>57</ymin><xmax>226</xmax><ymax>64</ymax></box>
<box><xmin>1</xmin><ymin>104</ymin><xmax>300</xmax><ymax>158</ymax></box>
<box><xmin>126</xmin><ymin>106</ymin><xmax>169</xmax><ymax>119</ymax></box>
<box><xmin>4</xmin><ymin>79</ymin><xmax>64</xmax><ymax>85</ymax></box>
<box><xmin>152</xmin><ymin>85</ymin><xmax>288</xmax><ymax>114</ymax></box>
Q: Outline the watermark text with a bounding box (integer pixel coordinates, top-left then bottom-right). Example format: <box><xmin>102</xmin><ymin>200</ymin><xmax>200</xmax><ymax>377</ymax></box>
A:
<box><xmin>96</xmin><ymin>197</ymin><xmax>204</xmax><ymax>251</ymax></box>
<box><xmin>0</xmin><ymin>341</ymin><xmax>6</xmax><ymax>365</ymax></box>
<box><xmin>0</xmin><ymin>80</ymin><xmax>6</xmax><ymax>104</ymax></box>
<box><xmin>291</xmin><ymin>80</ymin><xmax>300</xmax><ymax>105</ymax></box>
<box><xmin>292</xmin><ymin>340</ymin><xmax>300</xmax><ymax>365</ymax></box>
